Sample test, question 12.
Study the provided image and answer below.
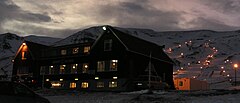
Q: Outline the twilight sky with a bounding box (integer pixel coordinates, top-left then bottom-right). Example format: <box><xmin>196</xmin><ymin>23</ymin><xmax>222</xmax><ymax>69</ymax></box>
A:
<box><xmin>1</xmin><ymin>0</ymin><xmax>240</xmax><ymax>38</ymax></box>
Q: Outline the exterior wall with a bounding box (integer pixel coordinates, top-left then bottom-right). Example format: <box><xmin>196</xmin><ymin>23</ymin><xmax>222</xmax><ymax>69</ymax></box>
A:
<box><xmin>12</xmin><ymin>29</ymin><xmax>175</xmax><ymax>91</ymax></box>
<box><xmin>174</xmin><ymin>78</ymin><xmax>209</xmax><ymax>90</ymax></box>
<box><xmin>174</xmin><ymin>78</ymin><xmax>190</xmax><ymax>90</ymax></box>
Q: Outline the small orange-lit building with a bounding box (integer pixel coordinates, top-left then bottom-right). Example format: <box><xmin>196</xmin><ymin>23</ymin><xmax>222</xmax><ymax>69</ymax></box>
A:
<box><xmin>174</xmin><ymin>78</ymin><xmax>209</xmax><ymax>90</ymax></box>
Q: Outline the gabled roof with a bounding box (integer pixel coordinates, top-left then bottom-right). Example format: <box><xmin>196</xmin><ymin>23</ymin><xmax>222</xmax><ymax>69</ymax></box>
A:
<box><xmin>14</xmin><ymin>40</ymin><xmax>49</xmax><ymax>60</ymax></box>
<box><xmin>94</xmin><ymin>26</ymin><xmax>174</xmax><ymax>64</ymax></box>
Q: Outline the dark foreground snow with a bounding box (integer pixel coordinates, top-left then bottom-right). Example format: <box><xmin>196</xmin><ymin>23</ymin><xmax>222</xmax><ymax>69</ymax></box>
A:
<box><xmin>37</xmin><ymin>89</ymin><xmax>240</xmax><ymax>103</ymax></box>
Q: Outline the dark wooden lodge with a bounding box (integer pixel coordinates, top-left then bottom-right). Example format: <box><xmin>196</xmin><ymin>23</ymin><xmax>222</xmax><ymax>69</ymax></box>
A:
<box><xmin>12</xmin><ymin>26</ymin><xmax>175</xmax><ymax>91</ymax></box>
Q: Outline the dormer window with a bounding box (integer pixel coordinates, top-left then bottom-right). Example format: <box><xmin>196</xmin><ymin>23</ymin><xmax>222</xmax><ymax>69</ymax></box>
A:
<box><xmin>61</xmin><ymin>49</ymin><xmax>67</xmax><ymax>55</ymax></box>
<box><xmin>72</xmin><ymin>47</ymin><xmax>79</xmax><ymax>54</ymax></box>
<box><xmin>104</xmin><ymin>39</ymin><xmax>112</xmax><ymax>51</ymax></box>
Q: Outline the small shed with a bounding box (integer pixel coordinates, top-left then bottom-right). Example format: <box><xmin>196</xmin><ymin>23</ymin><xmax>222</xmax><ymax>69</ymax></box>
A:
<box><xmin>174</xmin><ymin>78</ymin><xmax>209</xmax><ymax>90</ymax></box>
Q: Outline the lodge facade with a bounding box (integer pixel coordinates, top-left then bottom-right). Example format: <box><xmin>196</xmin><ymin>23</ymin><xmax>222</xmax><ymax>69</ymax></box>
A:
<box><xmin>12</xmin><ymin>26</ymin><xmax>175</xmax><ymax>91</ymax></box>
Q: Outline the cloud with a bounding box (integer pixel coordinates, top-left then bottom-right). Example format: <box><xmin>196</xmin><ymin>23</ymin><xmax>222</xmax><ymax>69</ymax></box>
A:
<box><xmin>0</xmin><ymin>0</ymin><xmax>240</xmax><ymax>38</ymax></box>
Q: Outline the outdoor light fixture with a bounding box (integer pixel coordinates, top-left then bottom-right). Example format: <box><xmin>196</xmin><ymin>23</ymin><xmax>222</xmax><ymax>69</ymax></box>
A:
<box><xmin>233</xmin><ymin>63</ymin><xmax>238</xmax><ymax>86</ymax></box>
<box><xmin>102</xmin><ymin>26</ymin><xmax>107</xmax><ymax>30</ymax></box>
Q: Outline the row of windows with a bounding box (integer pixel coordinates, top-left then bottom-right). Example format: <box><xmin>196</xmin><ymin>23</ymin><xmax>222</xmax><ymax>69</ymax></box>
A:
<box><xmin>51</xmin><ymin>81</ymin><xmax>118</xmax><ymax>89</ymax></box>
<box><xmin>40</xmin><ymin>60</ymin><xmax>118</xmax><ymax>75</ymax></box>
<box><xmin>61</xmin><ymin>46</ymin><xmax>91</xmax><ymax>55</ymax></box>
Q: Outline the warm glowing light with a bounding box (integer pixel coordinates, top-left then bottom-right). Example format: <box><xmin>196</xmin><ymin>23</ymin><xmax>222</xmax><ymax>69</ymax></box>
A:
<box><xmin>227</xmin><ymin>74</ymin><xmax>230</xmax><ymax>77</ymax></box>
<box><xmin>95</xmin><ymin>77</ymin><xmax>99</xmax><ymax>80</ymax></box>
<box><xmin>113</xmin><ymin>77</ymin><xmax>117</xmax><ymax>79</ymax></box>
<box><xmin>46</xmin><ymin>79</ymin><xmax>49</xmax><ymax>81</ymax></box>
<box><xmin>22</xmin><ymin>43</ymin><xmax>26</xmax><ymax>45</ymax></box>
<box><xmin>60</xmin><ymin>79</ymin><xmax>63</xmax><ymax>81</ymax></box>
<box><xmin>75</xmin><ymin>78</ymin><xmax>78</xmax><ymax>81</ymax></box>
<box><xmin>234</xmin><ymin>64</ymin><xmax>238</xmax><ymax>68</ymax></box>
<box><xmin>180</xmin><ymin>67</ymin><xmax>184</xmax><ymax>70</ymax></box>
<box><xmin>221</xmin><ymin>66</ymin><xmax>224</xmax><ymax>69</ymax></box>
<box><xmin>223</xmin><ymin>70</ymin><xmax>226</xmax><ymax>73</ymax></box>
<box><xmin>84</xmin><ymin>64</ymin><xmax>88</xmax><ymax>68</ymax></box>
<box><xmin>52</xmin><ymin>83</ymin><xmax>61</xmax><ymax>87</ymax></box>
<box><xmin>181</xmin><ymin>53</ymin><xmax>184</xmax><ymax>56</ymax></box>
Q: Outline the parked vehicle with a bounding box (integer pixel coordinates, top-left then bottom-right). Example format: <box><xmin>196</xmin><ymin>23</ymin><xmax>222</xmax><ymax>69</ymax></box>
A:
<box><xmin>0</xmin><ymin>81</ymin><xmax>50</xmax><ymax>103</ymax></box>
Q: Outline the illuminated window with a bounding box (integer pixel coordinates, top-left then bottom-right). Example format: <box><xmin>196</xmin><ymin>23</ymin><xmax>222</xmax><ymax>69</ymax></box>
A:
<box><xmin>97</xmin><ymin>82</ymin><xmax>104</xmax><ymax>88</ymax></box>
<box><xmin>60</xmin><ymin>79</ymin><xmax>63</xmax><ymax>81</ymax></box>
<box><xmin>81</xmin><ymin>82</ymin><xmax>89</xmax><ymax>88</ymax></box>
<box><xmin>110</xmin><ymin>60</ymin><xmax>118</xmax><ymax>71</ymax></box>
<box><xmin>61</xmin><ymin>49</ymin><xmax>67</xmax><ymax>55</ymax></box>
<box><xmin>70</xmin><ymin>82</ymin><xmax>77</xmax><ymax>89</ymax></box>
<box><xmin>46</xmin><ymin>79</ymin><xmax>49</xmax><ymax>81</ymax></box>
<box><xmin>51</xmin><ymin>82</ymin><xmax>62</xmax><ymax>88</ymax></box>
<box><xmin>113</xmin><ymin>77</ymin><xmax>117</xmax><ymax>79</ymax></box>
<box><xmin>179</xmin><ymin>81</ymin><xmax>183</xmax><ymax>86</ymax></box>
<box><xmin>95</xmin><ymin>77</ymin><xmax>99</xmax><ymax>80</ymax></box>
<box><xmin>72</xmin><ymin>47</ymin><xmax>79</xmax><ymax>54</ymax></box>
<box><xmin>21</xmin><ymin>52</ymin><xmax>27</xmax><ymax>60</ymax></box>
<box><xmin>60</xmin><ymin>65</ymin><xmax>66</xmax><ymax>74</ymax></box>
<box><xmin>49</xmin><ymin>66</ymin><xmax>54</xmax><ymax>74</ymax></box>
<box><xmin>109</xmin><ymin>81</ymin><xmax>117</xmax><ymax>88</ymax></box>
<box><xmin>104</xmin><ymin>39</ymin><xmax>112</xmax><ymax>51</ymax></box>
<box><xmin>84</xmin><ymin>46</ymin><xmax>90</xmax><ymax>53</ymax></box>
<box><xmin>82</xmin><ymin>63</ymin><xmax>89</xmax><ymax>73</ymax></box>
<box><xmin>71</xmin><ymin>64</ymin><xmax>78</xmax><ymax>74</ymax></box>
<box><xmin>97</xmin><ymin>61</ymin><xmax>105</xmax><ymax>72</ymax></box>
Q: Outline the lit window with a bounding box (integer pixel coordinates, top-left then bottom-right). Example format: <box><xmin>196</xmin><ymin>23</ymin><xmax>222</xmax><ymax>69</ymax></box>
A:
<box><xmin>109</xmin><ymin>81</ymin><xmax>117</xmax><ymax>88</ymax></box>
<box><xmin>60</xmin><ymin>79</ymin><xmax>63</xmax><ymax>81</ymax></box>
<box><xmin>60</xmin><ymin>65</ymin><xmax>66</xmax><ymax>74</ymax></box>
<box><xmin>110</xmin><ymin>60</ymin><xmax>118</xmax><ymax>71</ymax></box>
<box><xmin>81</xmin><ymin>82</ymin><xmax>89</xmax><ymax>88</ymax></box>
<box><xmin>97</xmin><ymin>82</ymin><xmax>104</xmax><ymax>88</ymax></box>
<box><xmin>21</xmin><ymin>52</ymin><xmax>27</xmax><ymax>60</ymax></box>
<box><xmin>84</xmin><ymin>46</ymin><xmax>91</xmax><ymax>53</ymax></box>
<box><xmin>51</xmin><ymin>82</ymin><xmax>62</xmax><ymax>87</ymax></box>
<box><xmin>70</xmin><ymin>82</ymin><xmax>77</xmax><ymax>89</ymax></box>
<box><xmin>95</xmin><ymin>77</ymin><xmax>99</xmax><ymax>80</ymax></box>
<box><xmin>61</xmin><ymin>49</ymin><xmax>67</xmax><ymax>55</ymax></box>
<box><xmin>46</xmin><ymin>79</ymin><xmax>49</xmax><ymax>81</ymax></box>
<box><xmin>113</xmin><ymin>77</ymin><xmax>117</xmax><ymax>79</ymax></box>
<box><xmin>73</xmin><ymin>47</ymin><xmax>79</xmax><ymax>54</ymax></box>
<box><xmin>71</xmin><ymin>64</ymin><xmax>78</xmax><ymax>74</ymax></box>
<box><xmin>82</xmin><ymin>63</ymin><xmax>89</xmax><ymax>73</ymax></box>
<box><xmin>49</xmin><ymin>66</ymin><xmax>54</xmax><ymax>74</ymax></box>
<box><xmin>97</xmin><ymin>61</ymin><xmax>105</xmax><ymax>72</ymax></box>
<box><xmin>179</xmin><ymin>81</ymin><xmax>183</xmax><ymax>86</ymax></box>
<box><xmin>21</xmin><ymin>43</ymin><xmax>27</xmax><ymax>60</ymax></box>
<box><xmin>75</xmin><ymin>78</ymin><xmax>78</xmax><ymax>81</ymax></box>
<box><xmin>104</xmin><ymin>39</ymin><xmax>112</xmax><ymax>51</ymax></box>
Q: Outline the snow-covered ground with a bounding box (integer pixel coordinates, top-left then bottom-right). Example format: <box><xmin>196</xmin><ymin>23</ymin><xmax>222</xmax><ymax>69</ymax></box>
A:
<box><xmin>38</xmin><ymin>89</ymin><xmax>240</xmax><ymax>103</ymax></box>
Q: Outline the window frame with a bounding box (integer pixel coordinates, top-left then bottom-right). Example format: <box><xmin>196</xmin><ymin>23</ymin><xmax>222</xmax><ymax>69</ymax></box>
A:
<box><xmin>104</xmin><ymin>39</ymin><xmax>112</xmax><ymax>51</ymax></box>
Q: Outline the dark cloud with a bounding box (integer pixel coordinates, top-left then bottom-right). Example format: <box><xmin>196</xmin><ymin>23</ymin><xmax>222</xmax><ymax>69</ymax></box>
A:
<box><xmin>97</xmin><ymin>1</ymin><xmax>181</xmax><ymax>31</ymax></box>
<box><xmin>186</xmin><ymin>17</ymin><xmax>239</xmax><ymax>31</ymax></box>
<box><xmin>202</xmin><ymin>0</ymin><xmax>240</xmax><ymax>13</ymax></box>
<box><xmin>0</xmin><ymin>0</ymin><xmax>240</xmax><ymax>38</ymax></box>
